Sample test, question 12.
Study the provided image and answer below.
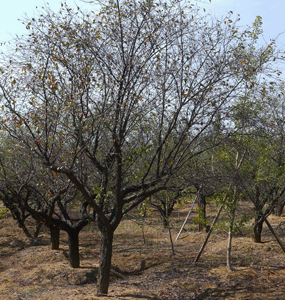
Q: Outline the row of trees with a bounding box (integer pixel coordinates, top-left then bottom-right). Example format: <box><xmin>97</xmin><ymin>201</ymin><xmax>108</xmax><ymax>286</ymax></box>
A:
<box><xmin>0</xmin><ymin>0</ymin><xmax>284</xmax><ymax>295</ymax></box>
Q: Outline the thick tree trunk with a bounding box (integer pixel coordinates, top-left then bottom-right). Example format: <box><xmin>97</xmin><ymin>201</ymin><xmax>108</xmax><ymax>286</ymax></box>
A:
<box><xmin>67</xmin><ymin>229</ymin><xmax>80</xmax><ymax>268</ymax></box>
<box><xmin>253</xmin><ymin>216</ymin><xmax>263</xmax><ymax>243</ymax></box>
<box><xmin>50</xmin><ymin>226</ymin><xmax>60</xmax><ymax>250</ymax></box>
<box><xmin>97</xmin><ymin>229</ymin><xmax>114</xmax><ymax>295</ymax></box>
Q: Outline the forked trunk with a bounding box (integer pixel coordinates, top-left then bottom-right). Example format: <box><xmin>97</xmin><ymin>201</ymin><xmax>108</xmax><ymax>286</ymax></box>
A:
<box><xmin>97</xmin><ymin>229</ymin><xmax>114</xmax><ymax>295</ymax></box>
<box><xmin>13</xmin><ymin>209</ymin><xmax>33</xmax><ymax>240</ymax></box>
<box><xmin>67</xmin><ymin>229</ymin><xmax>80</xmax><ymax>268</ymax></box>
<box><xmin>50</xmin><ymin>226</ymin><xmax>60</xmax><ymax>250</ymax></box>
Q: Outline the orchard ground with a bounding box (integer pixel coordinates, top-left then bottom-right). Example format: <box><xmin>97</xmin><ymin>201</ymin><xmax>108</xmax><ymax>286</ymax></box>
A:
<box><xmin>1</xmin><ymin>201</ymin><xmax>285</xmax><ymax>300</ymax></box>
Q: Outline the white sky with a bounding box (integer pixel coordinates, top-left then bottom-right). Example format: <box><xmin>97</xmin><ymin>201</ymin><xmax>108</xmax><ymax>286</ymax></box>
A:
<box><xmin>201</xmin><ymin>0</ymin><xmax>285</xmax><ymax>47</ymax></box>
<box><xmin>0</xmin><ymin>0</ymin><xmax>284</xmax><ymax>46</ymax></box>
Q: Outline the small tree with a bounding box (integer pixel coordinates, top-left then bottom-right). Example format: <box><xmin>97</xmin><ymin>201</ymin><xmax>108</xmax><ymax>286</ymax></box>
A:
<box><xmin>150</xmin><ymin>190</ymin><xmax>182</xmax><ymax>255</ymax></box>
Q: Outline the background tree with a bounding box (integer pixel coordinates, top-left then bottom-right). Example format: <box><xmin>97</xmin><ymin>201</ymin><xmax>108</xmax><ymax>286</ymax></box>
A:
<box><xmin>0</xmin><ymin>136</ymin><xmax>95</xmax><ymax>267</ymax></box>
<box><xmin>232</xmin><ymin>81</ymin><xmax>285</xmax><ymax>243</ymax></box>
<box><xmin>150</xmin><ymin>189</ymin><xmax>182</xmax><ymax>255</ymax></box>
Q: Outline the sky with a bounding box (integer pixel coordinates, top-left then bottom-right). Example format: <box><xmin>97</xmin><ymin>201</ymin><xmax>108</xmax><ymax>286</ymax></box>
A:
<box><xmin>0</xmin><ymin>0</ymin><xmax>284</xmax><ymax>46</ymax></box>
<box><xmin>200</xmin><ymin>0</ymin><xmax>285</xmax><ymax>47</ymax></box>
<box><xmin>0</xmin><ymin>0</ymin><xmax>82</xmax><ymax>43</ymax></box>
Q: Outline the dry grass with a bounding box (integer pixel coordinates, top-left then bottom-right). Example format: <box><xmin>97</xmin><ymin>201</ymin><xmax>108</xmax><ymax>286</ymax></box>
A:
<box><xmin>1</xmin><ymin>202</ymin><xmax>285</xmax><ymax>299</ymax></box>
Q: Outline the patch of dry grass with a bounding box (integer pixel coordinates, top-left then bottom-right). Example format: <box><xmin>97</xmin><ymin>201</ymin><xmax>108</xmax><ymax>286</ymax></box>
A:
<box><xmin>1</xmin><ymin>202</ymin><xmax>285</xmax><ymax>299</ymax></box>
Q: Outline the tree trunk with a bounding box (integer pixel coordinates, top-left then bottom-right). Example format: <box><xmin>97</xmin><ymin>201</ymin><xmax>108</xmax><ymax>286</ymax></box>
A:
<box><xmin>97</xmin><ymin>229</ymin><xmax>114</xmax><ymax>295</ymax></box>
<box><xmin>227</xmin><ymin>186</ymin><xmax>237</xmax><ymax>271</ymax></box>
<box><xmin>67</xmin><ymin>229</ymin><xmax>80</xmax><ymax>268</ymax></box>
<box><xmin>50</xmin><ymin>226</ymin><xmax>60</xmax><ymax>250</ymax></box>
<box><xmin>168</xmin><ymin>225</ymin><xmax>175</xmax><ymax>256</ymax></box>
<box><xmin>253</xmin><ymin>215</ymin><xmax>263</xmax><ymax>243</ymax></box>
<box><xmin>13</xmin><ymin>209</ymin><xmax>33</xmax><ymax>240</ymax></box>
<box><xmin>273</xmin><ymin>203</ymin><xmax>284</xmax><ymax>217</ymax></box>
<box><xmin>227</xmin><ymin>224</ymin><xmax>233</xmax><ymax>271</ymax></box>
<box><xmin>141</xmin><ymin>221</ymin><xmax>146</xmax><ymax>245</ymax></box>
<box><xmin>33</xmin><ymin>220</ymin><xmax>43</xmax><ymax>239</ymax></box>
<box><xmin>163</xmin><ymin>217</ymin><xmax>169</xmax><ymax>228</ymax></box>
<box><xmin>198</xmin><ymin>194</ymin><xmax>206</xmax><ymax>232</ymax></box>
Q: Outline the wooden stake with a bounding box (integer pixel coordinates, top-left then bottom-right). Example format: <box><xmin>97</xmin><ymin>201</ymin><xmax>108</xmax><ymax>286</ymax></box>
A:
<box><xmin>262</xmin><ymin>213</ymin><xmax>285</xmax><ymax>253</ymax></box>
<box><xmin>175</xmin><ymin>189</ymin><xmax>200</xmax><ymax>241</ymax></box>
<box><xmin>194</xmin><ymin>204</ymin><xmax>223</xmax><ymax>264</ymax></box>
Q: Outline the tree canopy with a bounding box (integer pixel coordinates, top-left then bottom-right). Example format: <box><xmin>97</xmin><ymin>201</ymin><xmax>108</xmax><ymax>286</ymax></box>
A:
<box><xmin>0</xmin><ymin>0</ymin><xmax>279</xmax><ymax>295</ymax></box>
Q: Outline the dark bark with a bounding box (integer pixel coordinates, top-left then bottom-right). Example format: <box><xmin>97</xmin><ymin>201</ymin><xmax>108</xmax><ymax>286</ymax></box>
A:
<box><xmin>198</xmin><ymin>194</ymin><xmax>206</xmax><ymax>232</ymax></box>
<box><xmin>18</xmin><ymin>202</ymin><xmax>90</xmax><ymax>267</ymax></box>
<box><xmin>168</xmin><ymin>225</ymin><xmax>175</xmax><ymax>256</ymax></box>
<box><xmin>227</xmin><ymin>212</ymin><xmax>234</xmax><ymax>270</ymax></box>
<box><xmin>12</xmin><ymin>209</ymin><xmax>33</xmax><ymax>240</ymax></box>
<box><xmin>253</xmin><ymin>187</ymin><xmax>263</xmax><ymax>243</ymax></box>
<box><xmin>273</xmin><ymin>202</ymin><xmax>285</xmax><ymax>217</ymax></box>
<box><xmin>141</xmin><ymin>221</ymin><xmax>146</xmax><ymax>245</ymax></box>
<box><xmin>227</xmin><ymin>186</ymin><xmax>237</xmax><ymax>272</ymax></box>
<box><xmin>253</xmin><ymin>215</ymin><xmax>263</xmax><ymax>243</ymax></box>
<box><xmin>67</xmin><ymin>229</ymin><xmax>80</xmax><ymax>268</ymax></box>
<box><xmin>97</xmin><ymin>229</ymin><xmax>114</xmax><ymax>295</ymax></box>
<box><xmin>33</xmin><ymin>220</ymin><xmax>43</xmax><ymax>239</ymax></box>
<box><xmin>162</xmin><ymin>216</ymin><xmax>169</xmax><ymax>228</ymax></box>
<box><xmin>50</xmin><ymin>226</ymin><xmax>60</xmax><ymax>250</ymax></box>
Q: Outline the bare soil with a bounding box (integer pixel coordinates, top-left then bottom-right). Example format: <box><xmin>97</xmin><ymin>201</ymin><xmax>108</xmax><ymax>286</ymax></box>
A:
<box><xmin>1</xmin><ymin>202</ymin><xmax>285</xmax><ymax>299</ymax></box>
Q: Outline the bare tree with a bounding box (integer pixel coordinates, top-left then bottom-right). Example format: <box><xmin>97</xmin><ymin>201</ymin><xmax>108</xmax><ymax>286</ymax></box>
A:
<box><xmin>0</xmin><ymin>0</ymin><xmax>275</xmax><ymax>295</ymax></box>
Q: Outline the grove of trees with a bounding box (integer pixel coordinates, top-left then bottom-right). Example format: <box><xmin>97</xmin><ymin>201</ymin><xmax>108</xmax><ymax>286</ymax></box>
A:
<box><xmin>0</xmin><ymin>0</ymin><xmax>284</xmax><ymax>296</ymax></box>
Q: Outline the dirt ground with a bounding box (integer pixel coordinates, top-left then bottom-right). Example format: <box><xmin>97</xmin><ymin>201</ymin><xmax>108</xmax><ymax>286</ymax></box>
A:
<box><xmin>1</xmin><ymin>202</ymin><xmax>285</xmax><ymax>300</ymax></box>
